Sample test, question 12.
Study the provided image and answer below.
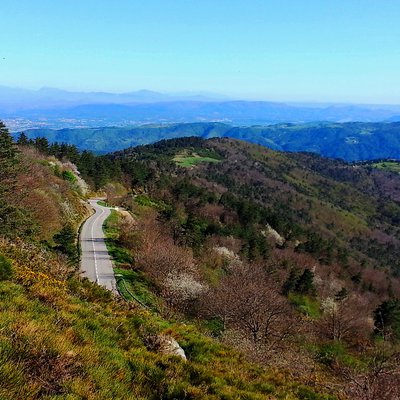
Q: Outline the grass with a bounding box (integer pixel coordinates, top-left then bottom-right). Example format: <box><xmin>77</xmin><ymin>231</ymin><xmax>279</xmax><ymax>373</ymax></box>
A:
<box><xmin>313</xmin><ymin>342</ymin><xmax>363</xmax><ymax>369</ymax></box>
<box><xmin>0</xmin><ymin>238</ymin><xmax>337</xmax><ymax>399</ymax></box>
<box><xmin>114</xmin><ymin>267</ymin><xmax>158</xmax><ymax>310</ymax></box>
<box><xmin>173</xmin><ymin>152</ymin><xmax>221</xmax><ymax>167</ymax></box>
<box><xmin>103</xmin><ymin>210</ymin><xmax>133</xmax><ymax>266</ymax></box>
<box><xmin>288</xmin><ymin>294</ymin><xmax>321</xmax><ymax>318</ymax></box>
<box><xmin>102</xmin><ymin>210</ymin><xmax>157</xmax><ymax>309</ymax></box>
<box><xmin>97</xmin><ymin>200</ymin><xmax>109</xmax><ymax>207</ymax></box>
<box><xmin>134</xmin><ymin>194</ymin><xmax>169</xmax><ymax>210</ymax></box>
<box><xmin>372</xmin><ymin>161</ymin><xmax>400</xmax><ymax>173</ymax></box>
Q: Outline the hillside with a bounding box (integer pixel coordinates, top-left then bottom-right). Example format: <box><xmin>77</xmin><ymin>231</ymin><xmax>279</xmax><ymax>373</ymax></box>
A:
<box><xmin>97</xmin><ymin>136</ymin><xmax>400</xmax><ymax>398</ymax></box>
<box><xmin>0</xmin><ymin>122</ymin><xmax>342</xmax><ymax>399</ymax></box>
<box><xmin>2</xmin><ymin>123</ymin><xmax>400</xmax><ymax>398</ymax></box>
<box><xmin>18</xmin><ymin>121</ymin><xmax>400</xmax><ymax>160</ymax></box>
<box><xmin>111</xmin><ymin>136</ymin><xmax>400</xmax><ymax>278</ymax></box>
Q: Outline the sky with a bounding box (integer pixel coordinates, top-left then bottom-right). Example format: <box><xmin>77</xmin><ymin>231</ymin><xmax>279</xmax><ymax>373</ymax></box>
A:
<box><xmin>1</xmin><ymin>0</ymin><xmax>400</xmax><ymax>103</ymax></box>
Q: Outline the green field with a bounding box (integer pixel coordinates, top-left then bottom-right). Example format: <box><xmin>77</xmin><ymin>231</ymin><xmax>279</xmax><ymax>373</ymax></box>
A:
<box><xmin>372</xmin><ymin>161</ymin><xmax>400</xmax><ymax>173</ymax></box>
<box><xmin>173</xmin><ymin>153</ymin><xmax>221</xmax><ymax>167</ymax></box>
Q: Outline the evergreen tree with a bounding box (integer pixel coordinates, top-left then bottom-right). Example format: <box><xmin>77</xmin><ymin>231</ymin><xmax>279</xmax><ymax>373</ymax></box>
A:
<box><xmin>374</xmin><ymin>299</ymin><xmax>400</xmax><ymax>341</ymax></box>
<box><xmin>54</xmin><ymin>225</ymin><xmax>77</xmax><ymax>261</ymax></box>
<box><xmin>17</xmin><ymin>132</ymin><xmax>29</xmax><ymax>146</ymax></box>
<box><xmin>0</xmin><ymin>121</ymin><xmax>36</xmax><ymax>238</ymax></box>
<box><xmin>282</xmin><ymin>269</ymin><xmax>298</xmax><ymax>295</ymax></box>
<box><xmin>34</xmin><ymin>137</ymin><xmax>49</xmax><ymax>154</ymax></box>
<box><xmin>0</xmin><ymin>122</ymin><xmax>19</xmax><ymax>231</ymax></box>
<box><xmin>0</xmin><ymin>121</ymin><xmax>19</xmax><ymax>193</ymax></box>
<box><xmin>294</xmin><ymin>269</ymin><xmax>316</xmax><ymax>296</ymax></box>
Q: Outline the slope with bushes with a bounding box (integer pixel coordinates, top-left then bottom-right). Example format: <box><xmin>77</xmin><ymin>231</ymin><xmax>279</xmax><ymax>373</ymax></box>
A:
<box><xmin>0</xmin><ymin>122</ymin><xmax>340</xmax><ymax>398</ymax></box>
<box><xmin>98</xmin><ymin>136</ymin><xmax>400</xmax><ymax>398</ymax></box>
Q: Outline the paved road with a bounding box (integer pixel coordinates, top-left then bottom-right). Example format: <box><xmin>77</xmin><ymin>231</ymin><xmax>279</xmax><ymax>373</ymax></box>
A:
<box><xmin>80</xmin><ymin>200</ymin><xmax>117</xmax><ymax>293</ymax></box>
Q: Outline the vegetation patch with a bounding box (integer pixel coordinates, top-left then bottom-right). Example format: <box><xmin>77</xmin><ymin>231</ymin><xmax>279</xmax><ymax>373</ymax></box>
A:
<box><xmin>173</xmin><ymin>152</ymin><xmax>221</xmax><ymax>167</ymax></box>
<box><xmin>103</xmin><ymin>210</ymin><xmax>133</xmax><ymax>266</ymax></box>
<box><xmin>114</xmin><ymin>267</ymin><xmax>158</xmax><ymax>310</ymax></box>
<box><xmin>288</xmin><ymin>294</ymin><xmax>321</xmax><ymax>318</ymax></box>
<box><xmin>372</xmin><ymin>161</ymin><xmax>400</xmax><ymax>173</ymax></box>
<box><xmin>134</xmin><ymin>194</ymin><xmax>169</xmax><ymax>210</ymax></box>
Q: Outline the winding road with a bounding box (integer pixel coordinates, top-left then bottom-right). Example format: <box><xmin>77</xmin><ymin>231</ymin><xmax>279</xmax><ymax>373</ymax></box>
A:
<box><xmin>80</xmin><ymin>199</ymin><xmax>117</xmax><ymax>294</ymax></box>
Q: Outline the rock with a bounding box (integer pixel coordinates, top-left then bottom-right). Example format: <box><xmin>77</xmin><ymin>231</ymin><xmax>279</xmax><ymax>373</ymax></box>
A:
<box><xmin>152</xmin><ymin>334</ymin><xmax>187</xmax><ymax>360</ymax></box>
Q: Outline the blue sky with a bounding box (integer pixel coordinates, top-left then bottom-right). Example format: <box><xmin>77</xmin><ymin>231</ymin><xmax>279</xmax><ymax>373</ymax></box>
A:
<box><xmin>1</xmin><ymin>0</ymin><xmax>400</xmax><ymax>103</ymax></box>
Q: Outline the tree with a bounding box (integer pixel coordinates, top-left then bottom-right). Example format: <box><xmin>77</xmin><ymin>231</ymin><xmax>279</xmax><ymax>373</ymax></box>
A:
<box><xmin>17</xmin><ymin>132</ymin><xmax>30</xmax><ymax>146</ymax></box>
<box><xmin>341</xmin><ymin>346</ymin><xmax>400</xmax><ymax>400</ymax></box>
<box><xmin>374</xmin><ymin>300</ymin><xmax>400</xmax><ymax>341</ymax></box>
<box><xmin>319</xmin><ymin>295</ymin><xmax>370</xmax><ymax>343</ymax></box>
<box><xmin>282</xmin><ymin>269</ymin><xmax>298</xmax><ymax>295</ymax></box>
<box><xmin>203</xmin><ymin>264</ymin><xmax>296</xmax><ymax>357</ymax></box>
<box><xmin>0</xmin><ymin>122</ymin><xmax>27</xmax><ymax>237</ymax></box>
<box><xmin>53</xmin><ymin>225</ymin><xmax>77</xmax><ymax>261</ymax></box>
<box><xmin>34</xmin><ymin>137</ymin><xmax>49</xmax><ymax>153</ymax></box>
<box><xmin>294</xmin><ymin>269</ymin><xmax>316</xmax><ymax>296</ymax></box>
<box><xmin>0</xmin><ymin>121</ymin><xmax>19</xmax><ymax>196</ymax></box>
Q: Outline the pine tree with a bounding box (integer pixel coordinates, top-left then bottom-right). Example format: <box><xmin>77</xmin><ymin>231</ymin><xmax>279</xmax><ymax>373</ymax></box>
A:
<box><xmin>282</xmin><ymin>269</ymin><xmax>298</xmax><ymax>295</ymax></box>
<box><xmin>0</xmin><ymin>121</ymin><xmax>19</xmax><ymax>196</ymax></box>
<box><xmin>0</xmin><ymin>122</ymin><xmax>19</xmax><ymax>235</ymax></box>
<box><xmin>34</xmin><ymin>137</ymin><xmax>49</xmax><ymax>154</ymax></box>
<box><xmin>0</xmin><ymin>121</ymin><xmax>36</xmax><ymax>238</ymax></box>
<box><xmin>294</xmin><ymin>269</ymin><xmax>316</xmax><ymax>296</ymax></box>
<box><xmin>374</xmin><ymin>299</ymin><xmax>400</xmax><ymax>341</ymax></box>
<box><xmin>17</xmin><ymin>132</ymin><xmax>30</xmax><ymax>146</ymax></box>
<box><xmin>54</xmin><ymin>224</ymin><xmax>77</xmax><ymax>261</ymax></box>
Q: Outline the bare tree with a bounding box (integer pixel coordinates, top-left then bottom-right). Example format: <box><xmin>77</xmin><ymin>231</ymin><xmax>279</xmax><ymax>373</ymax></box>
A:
<box><xmin>203</xmin><ymin>264</ymin><xmax>297</xmax><ymax>358</ymax></box>
<box><xmin>341</xmin><ymin>346</ymin><xmax>400</xmax><ymax>400</ymax></box>
<box><xmin>318</xmin><ymin>295</ymin><xmax>371</xmax><ymax>345</ymax></box>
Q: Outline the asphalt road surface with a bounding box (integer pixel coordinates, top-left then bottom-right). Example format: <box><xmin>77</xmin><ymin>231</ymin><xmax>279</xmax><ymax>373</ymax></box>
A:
<box><xmin>80</xmin><ymin>200</ymin><xmax>117</xmax><ymax>293</ymax></box>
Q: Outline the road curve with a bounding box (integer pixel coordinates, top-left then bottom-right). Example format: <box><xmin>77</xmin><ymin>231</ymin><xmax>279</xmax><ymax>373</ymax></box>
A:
<box><xmin>80</xmin><ymin>199</ymin><xmax>117</xmax><ymax>294</ymax></box>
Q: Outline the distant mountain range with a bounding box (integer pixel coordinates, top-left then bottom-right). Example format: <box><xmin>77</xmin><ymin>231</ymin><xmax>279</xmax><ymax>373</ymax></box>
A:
<box><xmin>19</xmin><ymin>121</ymin><xmax>400</xmax><ymax>161</ymax></box>
<box><xmin>2</xmin><ymin>86</ymin><xmax>400</xmax><ymax>128</ymax></box>
<box><xmin>0</xmin><ymin>86</ymin><xmax>228</xmax><ymax>112</ymax></box>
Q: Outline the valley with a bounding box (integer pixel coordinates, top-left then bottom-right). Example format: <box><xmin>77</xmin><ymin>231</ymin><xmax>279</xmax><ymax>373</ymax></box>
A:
<box><xmin>15</xmin><ymin>121</ymin><xmax>400</xmax><ymax>161</ymax></box>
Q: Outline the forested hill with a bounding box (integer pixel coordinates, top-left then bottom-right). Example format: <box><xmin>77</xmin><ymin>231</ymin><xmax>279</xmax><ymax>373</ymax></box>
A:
<box><xmin>102</xmin><ymin>135</ymin><xmax>400</xmax><ymax>397</ymax></box>
<box><xmin>1</xmin><ymin>122</ymin><xmax>340</xmax><ymax>399</ymax></box>
<box><xmin>19</xmin><ymin>121</ymin><xmax>400</xmax><ymax>161</ymax></box>
<box><xmin>2</xmin><ymin>122</ymin><xmax>400</xmax><ymax>398</ymax></box>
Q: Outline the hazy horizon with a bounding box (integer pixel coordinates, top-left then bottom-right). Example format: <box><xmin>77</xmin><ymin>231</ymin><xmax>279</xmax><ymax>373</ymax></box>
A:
<box><xmin>2</xmin><ymin>84</ymin><xmax>400</xmax><ymax>107</ymax></box>
<box><xmin>2</xmin><ymin>1</ymin><xmax>400</xmax><ymax>104</ymax></box>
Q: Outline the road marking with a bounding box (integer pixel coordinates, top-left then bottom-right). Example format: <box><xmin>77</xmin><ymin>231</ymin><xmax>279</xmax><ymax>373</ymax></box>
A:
<box><xmin>90</xmin><ymin>203</ymin><xmax>106</xmax><ymax>283</ymax></box>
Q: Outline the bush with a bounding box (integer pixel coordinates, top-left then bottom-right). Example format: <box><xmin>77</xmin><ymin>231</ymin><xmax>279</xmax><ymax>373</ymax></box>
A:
<box><xmin>62</xmin><ymin>170</ymin><xmax>77</xmax><ymax>183</ymax></box>
<box><xmin>0</xmin><ymin>255</ymin><xmax>13</xmax><ymax>281</ymax></box>
<box><xmin>53</xmin><ymin>225</ymin><xmax>77</xmax><ymax>261</ymax></box>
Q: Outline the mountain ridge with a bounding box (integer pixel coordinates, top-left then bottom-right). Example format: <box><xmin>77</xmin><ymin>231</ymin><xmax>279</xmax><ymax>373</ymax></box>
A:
<box><xmin>17</xmin><ymin>121</ymin><xmax>400</xmax><ymax>161</ymax></box>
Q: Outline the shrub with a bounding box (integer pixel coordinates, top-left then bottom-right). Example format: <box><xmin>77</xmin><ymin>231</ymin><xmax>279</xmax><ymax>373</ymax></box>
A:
<box><xmin>0</xmin><ymin>255</ymin><xmax>13</xmax><ymax>281</ymax></box>
<box><xmin>61</xmin><ymin>170</ymin><xmax>77</xmax><ymax>183</ymax></box>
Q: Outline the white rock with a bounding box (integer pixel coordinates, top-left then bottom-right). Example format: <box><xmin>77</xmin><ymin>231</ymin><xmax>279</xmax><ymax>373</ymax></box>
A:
<box><xmin>157</xmin><ymin>335</ymin><xmax>187</xmax><ymax>360</ymax></box>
